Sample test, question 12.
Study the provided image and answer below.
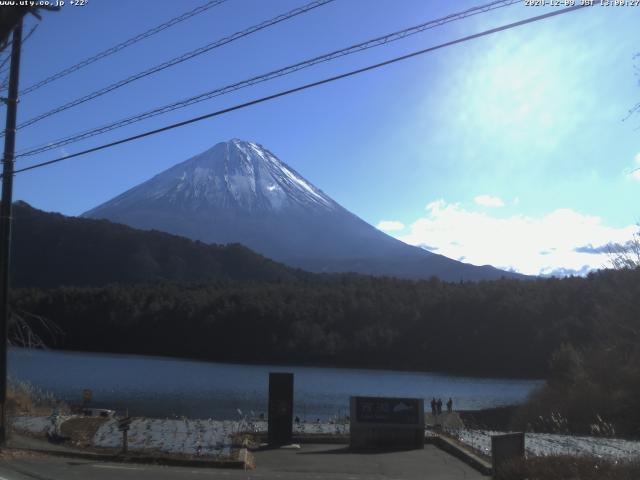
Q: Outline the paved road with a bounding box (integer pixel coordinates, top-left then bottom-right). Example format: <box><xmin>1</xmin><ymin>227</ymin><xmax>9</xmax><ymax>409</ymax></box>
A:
<box><xmin>0</xmin><ymin>444</ymin><xmax>485</xmax><ymax>479</ymax></box>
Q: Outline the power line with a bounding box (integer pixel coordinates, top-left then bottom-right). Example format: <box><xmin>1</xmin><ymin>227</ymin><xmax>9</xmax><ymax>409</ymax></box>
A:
<box><xmin>18</xmin><ymin>0</ymin><xmax>229</xmax><ymax>97</ymax></box>
<box><xmin>0</xmin><ymin>23</ymin><xmax>38</xmax><ymax>91</ymax></box>
<box><xmin>17</xmin><ymin>0</ymin><xmax>520</xmax><ymax>158</ymax></box>
<box><xmin>7</xmin><ymin>0</ymin><xmax>335</xmax><ymax>136</ymax></box>
<box><xmin>0</xmin><ymin>54</ymin><xmax>11</xmax><ymax>76</ymax></box>
<box><xmin>11</xmin><ymin>4</ymin><xmax>593</xmax><ymax>177</ymax></box>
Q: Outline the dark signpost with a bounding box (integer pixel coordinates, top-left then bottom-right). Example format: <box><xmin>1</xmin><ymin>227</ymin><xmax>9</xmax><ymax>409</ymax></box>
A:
<box><xmin>491</xmin><ymin>432</ymin><xmax>525</xmax><ymax>475</ymax></box>
<box><xmin>350</xmin><ymin>396</ymin><xmax>424</xmax><ymax>449</ymax></box>
<box><xmin>118</xmin><ymin>417</ymin><xmax>132</xmax><ymax>454</ymax></box>
<box><xmin>268</xmin><ymin>372</ymin><xmax>293</xmax><ymax>446</ymax></box>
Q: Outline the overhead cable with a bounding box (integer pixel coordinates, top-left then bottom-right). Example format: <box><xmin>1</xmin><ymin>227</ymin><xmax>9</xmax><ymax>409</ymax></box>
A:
<box><xmin>7</xmin><ymin>0</ymin><xmax>335</xmax><ymax>135</ymax></box>
<box><xmin>19</xmin><ymin>0</ymin><xmax>229</xmax><ymax>96</ymax></box>
<box><xmin>0</xmin><ymin>23</ymin><xmax>39</xmax><ymax>91</ymax></box>
<box><xmin>17</xmin><ymin>0</ymin><xmax>518</xmax><ymax>157</ymax></box>
<box><xmin>11</xmin><ymin>4</ymin><xmax>593</xmax><ymax>176</ymax></box>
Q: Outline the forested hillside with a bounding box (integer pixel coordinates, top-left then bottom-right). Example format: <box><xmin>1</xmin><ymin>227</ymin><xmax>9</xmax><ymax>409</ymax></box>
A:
<box><xmin>11</xmin><ymin>202</ymin><xmax>304</xmax><ymax>287</ymax></box>
<box><xmin>12</xmin><ymin>267</ymin><xmax>640</xmax><ymax>379</ymax></box>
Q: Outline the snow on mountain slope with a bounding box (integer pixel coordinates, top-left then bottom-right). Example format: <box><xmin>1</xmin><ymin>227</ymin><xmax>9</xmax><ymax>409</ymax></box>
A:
<box><xmin>83</xmin><ymin>139</ymin><xmax>522</xmax><ymax>281</ymax></box>
<box><xmin>86</xmin><ymin>139</ymin><xmax>336</xmax><ymax>215</ymax></box>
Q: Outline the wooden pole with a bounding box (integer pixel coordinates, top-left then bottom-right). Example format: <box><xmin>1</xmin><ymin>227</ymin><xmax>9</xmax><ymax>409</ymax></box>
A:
<box><xmin>0</xmin><ymin>18</ymin><xmax>23</xmax><ymax>447</ymax></box>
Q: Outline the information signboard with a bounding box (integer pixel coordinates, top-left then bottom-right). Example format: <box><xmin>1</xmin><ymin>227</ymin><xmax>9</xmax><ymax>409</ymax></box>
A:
<box><xmin>350</xmin><ymin>396</ymin><xmax>424</xmax><ymax>449</ymax></box>
<box><xmin>355</xmin><ymin>397</ymin><xmax>421</xmax><ymax>424</ymax></box>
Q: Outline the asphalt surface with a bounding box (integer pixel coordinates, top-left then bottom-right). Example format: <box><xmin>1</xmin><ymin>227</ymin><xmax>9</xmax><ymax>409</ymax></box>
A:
<box><xmin>0</xmin><ymin>444</ymin><xmax>486</xmax><ymax>479</ymax></box>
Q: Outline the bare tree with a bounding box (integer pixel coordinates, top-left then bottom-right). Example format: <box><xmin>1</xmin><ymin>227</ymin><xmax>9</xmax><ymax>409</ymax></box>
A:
<box><xmin>8</xmin><ymin>310</ymin><xmax>63</xmax><ymax>349</ymax></box>
<box><xmin>624</xmin><ymin>53</ymin><xmax>640</xmax><ymax>121</ymax></box>
<box><xmin>608</xmin><ymin>226</ymin><xmax>640</xmax><ymax>269</ymax></box>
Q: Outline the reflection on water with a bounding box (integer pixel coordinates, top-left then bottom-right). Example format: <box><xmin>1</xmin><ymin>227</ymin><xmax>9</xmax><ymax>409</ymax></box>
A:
<box><xmin>8</xmin><ymin>348</ymin><xmax>543</xmax><ymax>420</ymax></box>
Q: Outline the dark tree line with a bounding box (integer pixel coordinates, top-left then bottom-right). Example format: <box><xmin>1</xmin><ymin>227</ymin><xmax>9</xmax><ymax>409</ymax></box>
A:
<box><xmin>11</xmin><ymin>267</ymin><xmax>640</xmax><ymax>383</ymax></box>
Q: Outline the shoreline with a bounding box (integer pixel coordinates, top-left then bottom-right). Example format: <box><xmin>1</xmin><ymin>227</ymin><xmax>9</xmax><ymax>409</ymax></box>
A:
<box><xmin>9</xmin><ymin>345</ymin><xmax>547</xmax><ymax>381</ymax></box>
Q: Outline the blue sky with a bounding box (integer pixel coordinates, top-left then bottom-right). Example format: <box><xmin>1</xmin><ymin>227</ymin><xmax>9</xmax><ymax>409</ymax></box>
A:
<box><xmin>6</xmin><ymin>0</ymin><xmax>640</xmax><ymax>275</ymax></box>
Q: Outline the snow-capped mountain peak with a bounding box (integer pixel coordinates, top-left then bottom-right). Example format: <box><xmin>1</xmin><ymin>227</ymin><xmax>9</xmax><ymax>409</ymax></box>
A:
<box><xmin>89</xmin><ymin>139</ymin><xmax>336</xmax><ymax>214</ymax></box>
<box><xmin>83</xmin><ymin>138</ymin><xmax>523</xmax><ymax>281</ymax></box>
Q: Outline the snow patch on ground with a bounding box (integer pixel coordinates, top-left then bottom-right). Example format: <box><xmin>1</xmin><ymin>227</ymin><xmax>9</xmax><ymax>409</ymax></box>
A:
<box><xmin>448</xmin><ymin>428</ymin><xmax>640</xmax><ymax>460</ymax></box>
<box><xmin>93</xmin><ymin>418</ymin><xmax>236</xmax><ymax>457</ymax></box>
<box><xmin>13</xmin><ymin>415</ymin><xmax>346</xmax><ymax>458</ymax></box>
<box><xmin>246</xmin><ymin>420</ymin><xmax>349</xmax><ymax>435</ymax></box>
<box><xmin>12</xmin><ymin>415</ymin><xmax>64</xmax><ymax>435</ymax></box>
<box><xmin>15</xmin><ymin>415</ymin><xmax>640</xmax><ymax>461</ymax></box>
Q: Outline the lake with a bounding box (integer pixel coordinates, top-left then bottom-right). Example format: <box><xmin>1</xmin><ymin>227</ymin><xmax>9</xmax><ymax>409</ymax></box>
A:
<box><xmin>8</xmin><ymin>348</ymin><xmax>544</xmax><ymax>420</ymax></box>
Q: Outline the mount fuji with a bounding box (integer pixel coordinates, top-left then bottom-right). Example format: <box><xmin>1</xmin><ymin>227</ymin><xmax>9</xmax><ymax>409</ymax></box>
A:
<box><xmin>83</xmin><ymin>139</ymin><xmax>520</xmax><ymax>281</ymax></box>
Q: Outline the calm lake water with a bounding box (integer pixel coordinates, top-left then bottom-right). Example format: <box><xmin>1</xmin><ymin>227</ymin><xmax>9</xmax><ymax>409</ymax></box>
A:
<box><xmin>8</xmin><ymin>348</ymin><xmax>544</xmax><ymax>420</ymax></box>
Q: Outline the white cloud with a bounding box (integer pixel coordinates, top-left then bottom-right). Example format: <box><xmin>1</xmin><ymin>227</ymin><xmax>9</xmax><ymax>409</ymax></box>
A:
<box><xmin>631</xmin><ymin>153</ymin><xmax>640</xmax><ymax>180</ymax></box>
<box><xmin>395</xmin><ymin>199</ymin><xmax>637</xmax><ymax>276</ymax></box>
<box><xmin>474</xmin><ymin>194</ymin><xmax>505</xmax><ymax>207</ymax></box>
<box><xmin>376</xmin><ymin>220</ymin><xmax>405</xmax><ymax>232</ymax></box>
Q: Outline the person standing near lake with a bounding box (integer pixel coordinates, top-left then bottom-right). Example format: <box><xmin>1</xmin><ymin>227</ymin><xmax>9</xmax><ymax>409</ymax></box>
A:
<box><xmin>430</xmin><ymin>397</ymin><xmax>437</xmax><ymax>416</ymax></box>
<box><xmin>447</xmin><ymin>398</ymin><xmax>453</xmax><ymax>413</ymax></box>
<box><xmin>436</xmin><ymin>398</ymin><xmax>442</xmax><ymax>414</ymax></box>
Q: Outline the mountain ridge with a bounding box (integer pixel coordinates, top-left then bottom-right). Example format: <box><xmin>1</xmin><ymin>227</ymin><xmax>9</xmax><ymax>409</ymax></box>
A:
<box><xmin>83</xmin><ymin>139</ymin><xmax>524</xmax><ymax>281</ymax></box>
<box><xmin>10</xmin><ymin>201</ymin><xmax>305</xmax><ymax>288</ymax></box>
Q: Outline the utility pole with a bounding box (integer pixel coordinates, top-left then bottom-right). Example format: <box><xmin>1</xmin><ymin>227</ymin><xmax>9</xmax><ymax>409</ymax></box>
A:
<box><xmin>0</xmin><ymin>18</ymin><xmax>22</xmax><ymax>447</ymax></box>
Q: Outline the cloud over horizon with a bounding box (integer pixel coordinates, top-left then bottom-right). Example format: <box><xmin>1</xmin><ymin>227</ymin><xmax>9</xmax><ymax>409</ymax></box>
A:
<box><xmin>376</xmin><ymin>220</ymin><xmax>405</xmax><ymax>232</ymax></box>
<box><xmin>474</xmin><ymin>194</ymin><xmax>505</xmax><ymax>207</ymax></box>
<box><xmin>395</xmin><ymin>199</ymin><xmax>637</xmax><ymax>276</ymax></box>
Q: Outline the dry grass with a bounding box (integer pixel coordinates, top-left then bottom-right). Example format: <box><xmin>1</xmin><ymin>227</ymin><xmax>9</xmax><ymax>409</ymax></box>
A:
<box><xmin>497</xmin><ymin>455</ymin><xmax>640</xmax><ymax>480</ymax></box>
<box><xmin>6</xmin><ymin>378</ymin><xmax>67</xmax><ymax>436</ymax></box>
<box><xmin>7</xmin><ymin>388</ymin><xmax>52</xmax><ymax>416</ymax></box>
<box><xmin>59</xmin><ymin>417</ymin><xmax>108</xmax><ymax>447</ymax></box>
<box><xmin>0</xmin><ymin>449</ymin><xmax>41</xmax><ymax>461</ymax></box>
